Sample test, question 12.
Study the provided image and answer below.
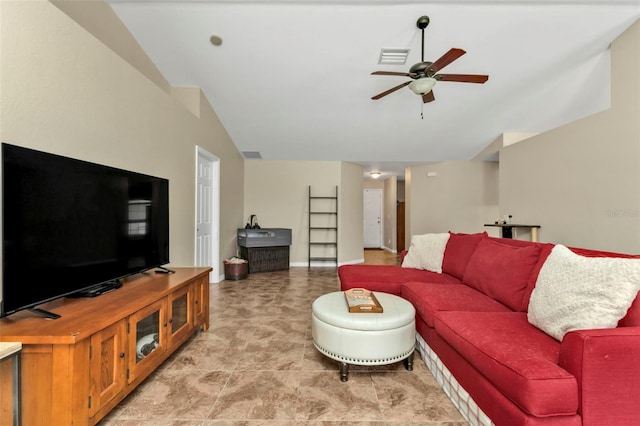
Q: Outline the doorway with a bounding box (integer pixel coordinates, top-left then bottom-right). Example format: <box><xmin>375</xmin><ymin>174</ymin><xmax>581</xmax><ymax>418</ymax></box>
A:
<box><xmin>363</xmin><ymin>189</ymin><xmax>382</xmax><ymax>248</ymax></box>
<box><xmin>195</xmin><ymin>146</ymin><xmax>220</xmax><ymax>283</ymax></box>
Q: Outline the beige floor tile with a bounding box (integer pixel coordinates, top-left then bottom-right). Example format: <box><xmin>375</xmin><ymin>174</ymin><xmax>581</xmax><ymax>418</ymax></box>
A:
<box><xmin>99</xmin><ymin>250</ymin><xmax>468</xmax><ymax>426</ymax></box>
<box><xmin>295</xmin><ymin>371</ymin><xmax>383</xmax><ymax>422</ymax></box>
<box><xmin>207</xmin><ymin>371</ymin><xmax>299</xmax><ymax>421</ymax></box>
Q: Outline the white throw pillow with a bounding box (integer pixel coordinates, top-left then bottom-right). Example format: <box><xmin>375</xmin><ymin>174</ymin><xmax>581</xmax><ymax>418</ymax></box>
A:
<box><xmin>401</xmin><ymin>233</ymin><xmax>450</xmax><ymax>273</ymax></box>
<box><xmin>527</xmin><ymin>244</ymin><xmax>640</xmax><ymax>341</ymax></box>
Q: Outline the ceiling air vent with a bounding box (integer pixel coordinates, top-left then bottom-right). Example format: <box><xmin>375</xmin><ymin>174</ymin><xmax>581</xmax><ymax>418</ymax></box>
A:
<box><xmin>378</xmin><ymin>48</ymin><xmax>410</xmax><ymax>65</ymax></box>
<box><xmin>242</xmin><ymin>151</ymin><xmax>262</xmax><ymax>159</ymax></box>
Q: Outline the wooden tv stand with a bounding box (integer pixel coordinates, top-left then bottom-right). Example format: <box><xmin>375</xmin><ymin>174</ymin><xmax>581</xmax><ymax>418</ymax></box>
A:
<box><xmin>0</xmin><ymin>267</ymin><xmax>211</xmax><ymax>426</ymax></box>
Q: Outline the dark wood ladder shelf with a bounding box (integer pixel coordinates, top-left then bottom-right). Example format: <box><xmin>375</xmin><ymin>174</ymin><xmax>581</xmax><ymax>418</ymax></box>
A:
<box><xmin>308</xmin><ymin>185</ymin><xmax>338</xmax><ymax>268</ymax></box>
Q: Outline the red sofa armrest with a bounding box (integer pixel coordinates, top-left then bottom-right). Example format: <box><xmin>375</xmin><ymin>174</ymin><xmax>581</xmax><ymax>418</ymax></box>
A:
<box><xmin>400</xmin><ymin>250</ymin><xmax>408</xmax><ymax>263</ymax></box>
<box><xmin>559</xmin><ymin>327</ymin><xmax>640</xmax><ymax>426</ymax></box>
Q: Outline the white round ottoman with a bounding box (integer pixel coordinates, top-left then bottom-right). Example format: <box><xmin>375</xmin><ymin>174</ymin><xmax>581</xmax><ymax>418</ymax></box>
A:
<box><xmin>311</xmin><ymin>291</ymin><xmax>416</xmax><ymax>381</ymax></box>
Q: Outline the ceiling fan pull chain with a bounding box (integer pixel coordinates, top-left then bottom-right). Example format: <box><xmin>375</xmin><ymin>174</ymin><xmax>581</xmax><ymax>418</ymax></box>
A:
<box><xmin>421</xmin><ymin>102</ymin><xmax>424</xmax><ymax>119</ymax></box>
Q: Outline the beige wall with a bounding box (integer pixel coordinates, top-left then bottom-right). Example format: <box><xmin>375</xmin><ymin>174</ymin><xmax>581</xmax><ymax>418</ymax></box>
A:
<box><xmin>1</xmin><ymin>1</ymin><xmax>245</xmax><ymax>279</ymax></box>
<box><xmin>363</xmin><ymin>180</ymin><xmax>384</xmax><ymax>189</ymax></box>
<box><xmin>383</xmin><ymin>176</ymin><xmax>398</xmax><ymax>252</ymax></box>
<box><xmin>50</xmin><ymin>0</ymin><xmax>171</xmax><ymax>93</ymax></box>
<box><xmin>404</xmin><ymin>168</ymin><xmax>413</xmax><ymax>246</ymax></box>
<box><xmin>340</xmin><ymin>162</ymin><xmax>365</xmax><ymax>264</ymax></box>
<box><xmin>500</xmin><ymin>19</ymin><xmax>640</xmax><ymax>253</ymax></box>
<box><xmin>244</xmin><ymin>160</ymin><xmax>363</xmax><ymax>265</ymax></box>
<box><xmin>407</xmin><ymin>161</ymin><xmax>500</xmax><ymax>237</ymax></box>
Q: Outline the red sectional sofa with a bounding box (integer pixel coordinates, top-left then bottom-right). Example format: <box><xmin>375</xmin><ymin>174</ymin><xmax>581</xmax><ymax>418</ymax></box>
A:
<box><xmin>338</xmin><ymin>232</ymin><xmax>640</xmax><ymax>426</ymax></box>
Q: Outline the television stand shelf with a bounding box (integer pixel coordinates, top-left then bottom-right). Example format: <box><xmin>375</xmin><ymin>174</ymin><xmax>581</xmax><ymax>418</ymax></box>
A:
<box><xmin>0</xmin><ymin>267</ymin><xmax>211</xmax><ymax>426</ymax></box>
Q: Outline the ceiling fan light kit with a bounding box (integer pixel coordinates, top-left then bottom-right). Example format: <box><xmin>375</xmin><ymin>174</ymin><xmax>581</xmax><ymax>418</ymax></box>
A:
<box><xmin>370</xmin><ymin>171</ymin><xmax>381</xmax><ymax>179</ymax></box>
<box><xmin>409</xmin><ymin>77</ymin><xmax>436</xmax><ymax>95</ymax></box>
<box><xmin>371</xmin><ymin>15</ymin><xmax>488</xmax><ymax>104</ymax></box>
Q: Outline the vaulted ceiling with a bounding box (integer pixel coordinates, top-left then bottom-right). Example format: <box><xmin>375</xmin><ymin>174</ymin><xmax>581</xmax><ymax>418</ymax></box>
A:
<box><xmin>106</xmin><ymin>0</ymin><xmax>640</xmax><ymax>179</ymax></box>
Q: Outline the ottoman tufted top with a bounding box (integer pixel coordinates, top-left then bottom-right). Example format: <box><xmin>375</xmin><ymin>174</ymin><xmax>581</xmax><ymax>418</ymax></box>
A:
<box><xmin>312</xmin><ymin>291</ymin><xmax>415</xmax><ymax>331</ymax></box>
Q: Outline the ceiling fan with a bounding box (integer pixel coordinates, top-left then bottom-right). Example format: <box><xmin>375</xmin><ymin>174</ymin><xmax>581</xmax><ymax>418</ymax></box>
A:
<box><xmin>371</xmin><ymin>16</ymin><xmax>488</xmax><ymax>103</ymax></box>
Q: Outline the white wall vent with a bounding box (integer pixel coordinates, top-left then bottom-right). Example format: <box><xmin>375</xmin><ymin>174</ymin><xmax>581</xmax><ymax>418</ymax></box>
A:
<box><xmin>378</xmin><ymin>48</ymin><xmax>410</xmax><ymax>65</ymax></box>
<box><xmin>242</xmin><ymin>151</ymin><xmax>262</xmax><ymax>159</ymax></box>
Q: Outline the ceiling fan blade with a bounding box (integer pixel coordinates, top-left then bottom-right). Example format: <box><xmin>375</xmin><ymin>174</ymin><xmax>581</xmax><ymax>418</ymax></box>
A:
<box><xmin>436</xmin><ymin>73</ymin><xmax>489</xmax><ymax>83</ymax></box>
<box><xmin>422</xmin><ymin>91</ymin><xmax>435</xmax><ymax>103</ymax></box>
<box><xmin>371</xmin><ymin>71</ymin><xmax>416</xmax><ymax>77</ymax></box>
<box><xmin>426</xmin><ymin>48</ymin><xmax>466</xmax><ymax>73</ymax></box>
<box><xmin>371</xmin><ymin>81</ymin><xmax>411</xmax><ymax>100</ymax></box>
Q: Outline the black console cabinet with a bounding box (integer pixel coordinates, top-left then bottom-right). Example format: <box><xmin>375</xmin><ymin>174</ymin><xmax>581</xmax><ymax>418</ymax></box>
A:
<box><xmin>237</xmin><ymin>228</ymin><xmax>292</xmax><ymax>273</ymax></box>
<box><xmin>240</xmin><ymin>246</ymin><xmax>290</xmax><ymax>273</ymax></box>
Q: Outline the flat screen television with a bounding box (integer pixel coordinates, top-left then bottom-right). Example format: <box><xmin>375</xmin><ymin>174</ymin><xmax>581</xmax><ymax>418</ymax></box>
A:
<box><xmin>1</xmin><ymin>143</ymin><xmax>170</xmax><ymax>318</ymax></box>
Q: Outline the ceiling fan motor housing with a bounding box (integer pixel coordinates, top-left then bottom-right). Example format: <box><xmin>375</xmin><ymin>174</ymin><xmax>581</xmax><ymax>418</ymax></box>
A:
<box><xmin>409</xmin><ymin>61</ymin><xmax>434</xmax><ymax>78</ymax></box>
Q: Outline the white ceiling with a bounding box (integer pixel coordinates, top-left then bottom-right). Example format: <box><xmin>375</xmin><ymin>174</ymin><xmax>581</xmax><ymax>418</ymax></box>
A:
<box><xmin>107</xmin><ymin>0</ymin><xmax>640</xmax><ymax>180</ymax></box>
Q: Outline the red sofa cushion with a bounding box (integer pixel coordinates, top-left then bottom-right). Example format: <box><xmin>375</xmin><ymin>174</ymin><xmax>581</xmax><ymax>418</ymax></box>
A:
<box><xmin>475</xmin><ymin>239</ymin><xmax>555</xmax><ymax>307</ymax></box>
<box><xmin>463</xmin><ymin>239</ymin><xmax>542</xmax><ymax>311</ymax></box>
<box><xmin>442</xmin><ymin>231</ymin><xmax>487</xmax><ymax>280</ymax></box>
<box><xmin>401</xmin><ymin>281</ymin><xmax>511</xmax><ymax>327</ymax></box>
<box><xmin>434</xmin><ymin>311</ymin><xmax>579</xmax><ymax>417</ymax></box>
<box><xmin>620</xmin><ymin>293</ymin><xmax>640</xmax><ymax>326</ymax></box>
<box><xmin>338</xmin><ymin>264</ymin><xmax>461</xmax><ymax>295</ymax></box>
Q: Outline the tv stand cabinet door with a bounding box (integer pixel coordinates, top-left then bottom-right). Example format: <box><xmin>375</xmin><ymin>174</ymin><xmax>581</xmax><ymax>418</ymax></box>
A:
<box><xmin>193</xmin><ymin>275</ymin><xmax>209</xmax><ymax>330</ymax></box>
<box><xmin>89</xmin><ymin>319</ymin><xmax>127</xmax><ymax>417</ymax></box>
<box><xmin>128</xmin><ymin>298</ymin><xmax>167</xmax><ymax>384</ymax></box>
<box><xmin>167</xmin><ymin>285</ymin><xmax>194</xmax><ymax>348</ymax></box>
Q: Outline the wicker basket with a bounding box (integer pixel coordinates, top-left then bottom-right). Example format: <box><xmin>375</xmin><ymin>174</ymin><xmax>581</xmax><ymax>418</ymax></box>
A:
<box><xmin>240</xmin><ymin>246</ymin><xmax>290</xmax><ymax>273</ymax></box>
<box><xmin>224</xmin><ymin>261</ymin><xmax>248</xmax><ymax>280</ymax></box>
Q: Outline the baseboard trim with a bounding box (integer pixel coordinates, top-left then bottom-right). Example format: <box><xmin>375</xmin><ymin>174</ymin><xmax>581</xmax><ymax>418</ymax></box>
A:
<box><xmin>290</xmin><ymin>260</ymin><xmax>364</xmax><ymax>267</ymax></box>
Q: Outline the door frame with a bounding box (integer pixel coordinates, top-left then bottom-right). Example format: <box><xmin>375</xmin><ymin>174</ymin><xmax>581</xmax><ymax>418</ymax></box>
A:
<box><xmin>194</xmin><ymin>146</ymin><xmax>220</xmax><ymax>283</ymax></box>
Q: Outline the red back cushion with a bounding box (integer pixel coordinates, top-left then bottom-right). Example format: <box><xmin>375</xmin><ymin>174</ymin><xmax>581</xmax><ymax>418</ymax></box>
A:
<box><xmin>463</xmin><ymin>239</ymin><xmax>542</xmax><ymax>311</ymax></box>
<box><xmin>442</xmin><ymin>231</ymin><xmax>488</xmax><ymax>280</ymax></box>
<box><xmin>620</xmin><ymin>293</ymin><xmax>640</xmax><ymax>326</ymax></box>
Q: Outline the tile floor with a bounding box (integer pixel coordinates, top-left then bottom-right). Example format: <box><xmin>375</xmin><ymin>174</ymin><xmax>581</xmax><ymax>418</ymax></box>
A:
<box><xmin>98</xmin><ymin>250</ymin><xmax>467</xmax><ymax>425</ymax></box>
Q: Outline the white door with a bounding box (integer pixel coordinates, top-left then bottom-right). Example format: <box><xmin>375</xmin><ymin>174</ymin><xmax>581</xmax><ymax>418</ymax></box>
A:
<box><xmin>195</xmin><ymin>146</ymin><xmax>220</xmax><ymax>283</ymax></box>
<box><xmin>363</xmin><ymin>189</ymin><xmax>382</xmax><ymax>248</ymax></box>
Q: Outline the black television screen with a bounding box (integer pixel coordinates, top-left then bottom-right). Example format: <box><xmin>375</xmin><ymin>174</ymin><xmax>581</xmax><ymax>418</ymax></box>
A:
<box><xmin>1</xmin><ymin>143</ymin><xmax>169</xmax><ymax>318</ymax></box>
